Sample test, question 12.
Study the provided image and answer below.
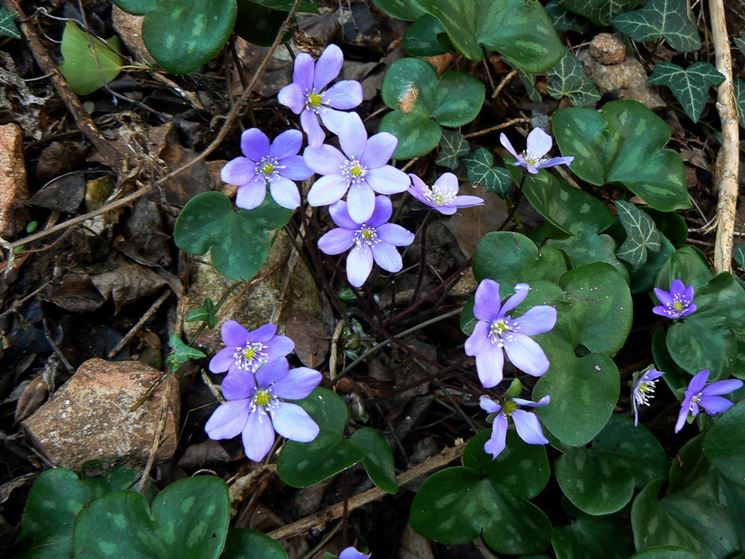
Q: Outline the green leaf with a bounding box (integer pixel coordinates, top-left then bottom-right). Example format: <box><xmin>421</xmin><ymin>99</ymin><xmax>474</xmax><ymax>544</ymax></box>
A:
<box><xmin>174</xmin><ymin>192</ymin><xmax>292</xmax><ymax>281</ymax></box>
<box><xmin>434</xmin><ymin>129</ymin><xmax>469</xmax><ymax>169</ymax></box>
<box><xmin>703</xmin><ymin>400</ymin><xmax>745</xmax><ymax>486</ymax></box>
<box><xmin>556</xmin><ymin>0</ymin><xmax>641</xmax><ymax>26</ymax></box>
<box><xmin>74</xmin><ymin>477</ymin><xmax>230</xmax><ymax>559</ymax></box>
<box><xmin>234</xmin><ymin>1</ymin><xmax>292</xmax><ymax>47</ymax></box>
<box><xmin>114</xmin><ymin>0</ymin><xmax>237</xmax><ymax>75</ymax></box>
<box><xmin>736</xmin><ymin>78</ymin><xmax>745</xmax><ymax>129</ymax></box>
<box><xmin>615</xmin><ymin>201</ymin><xmax>661</xmax><ymax>271</ymax></box>
<box><xmin>555</xmin><ymin>416</ymin><xmax>667</xmax><ymax>515</ymax></box>
<box><xmin>734</xmin><ymin>243</ymin><xmax>745</xmax><ymax>270</ymax></box>
<box><xmin>631</xmin><ymin>548</ymin><xmax>701</xmax><ymax>559</ymax></box>
<box><xmin>410</xmin><ymin>431</ymin><xmax>551</xmax><ymax>555</ymax></box>
<box><xmin>551</xmin><ymin>232</ymin><xmax>629</xmax><ymax>281</ymax></box>
<box><xmin>553</xmin><ymin>100</ymin><xmax>690</xmax><ymax>211</ymax></box>
<box><xmin>545</xmin><ymin>1</ymin><xmax>590</xmax><ymax>33</ymax></box>
<box><xmin>431</xmin><ymin>71</ymin><xmax>485</xmax><ymax>126</ymax></box>
<box><xmin>735</xmin><ymin>32</ymin><xmax>745</xmax><ymax>56</ymax></box>
<box><xmin>463</xmin><ymin>148</ymin><xmax>511</xmax><ymax>196</ymax></box>
<box><xmin>371</xmin><ymin>0</ymin><xmax>426</xmax><ymax>21</ymax></box>
<box><xmin>655</xmin><ymin>246</ymin><xmax>712</xmax><ymax>290</ymax></box>
<box><xmin>629</xmin><ymin>233</ymin><xmax>674</xmax><ymax>294</ymax></box>
<box><xmin>546</xmin><ymin>49</ymin><xmax>600</xmax><ymax>107</ymax></box>
<box><xmin>612</xmin><ymin>0</ymin><xmax>701</xmax><ymax>52</ymax></box>
<box><xmin>221</xmin><ymin>529</ymin><xmax>287</xmax><ymax>559</ymax></box>
<box><xmin>648</xmin><ymin>62</ymin><xmax>724</xmax><ymax>122</ymax></box>
<box><xmin>349</xmin><ymin>428</ymin><xmax>398</xmax><ymax>494</ymax></box>
<box><xmin>380</xmin><ymin>110</ymin><xmax>442</xmax><ymax>160</ymax></box>
<box><xmin>415</xmin><ymin>0</ymin><xmax>563</xmax><ymax>71</ymax></box>
<box><xmin>0</xmin><ymin>7</ymin><xmax>21</xmax><ymax>39</ymax></box>
<box><xmin>59</xmin><ymin>22</ymin><xmax>123</xmax><ymax>96</ymax></box>
<box><xmin>552</xmin><ymin>512</ymin><xmax>634</xmax><ymax>559</ymax></box>
<box><xmin>166</xmin><ymin>334</ymin><xmax>206</xmax><ymax>372</ymax></box>
<box><xmin>403</xmin><ymin>14</ymin><xmax>450</xmax><ymax>56</ymax></box>
<box><xmin>185</xmin><ymin>298</ymin><xmax>218</xmax><ymax>329</ymax></box>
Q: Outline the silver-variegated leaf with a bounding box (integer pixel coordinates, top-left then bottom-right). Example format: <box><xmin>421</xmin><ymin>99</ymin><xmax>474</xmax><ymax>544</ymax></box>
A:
<box><xmin>648</xmin><ymin>61</ymin><xmax>724</xmax><ymax>122</ymax></box>
<box><xmin>547</xmin><ymin>49</ymin><xmax>600</xmax><ymax>107</ymax></box>
<box><xmin>612</xmin><ymin>0</ymin><xmax>701</xmax><ymax>52</ymax></box>
<box><xmin>435</xmin><ymin>129</ymin><xmax>470</xmax><ymax>169</ymax></box>
<box><xmin>615</xmin><ymin>200</ymin><xmax>661</xmax><ymax>271</ymax></box>
<box><xmin>557</xmin><ymin>0</ymin><xmax>642</xmax><ymax>26</ymax></box>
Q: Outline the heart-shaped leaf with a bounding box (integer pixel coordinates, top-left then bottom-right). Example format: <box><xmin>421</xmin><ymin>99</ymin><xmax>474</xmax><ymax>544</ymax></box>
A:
<box><xmin>615</xmin><ymin>201</ymin><xmax>661</xmax><ymax>271</ymax></box>
<box><xmin>59</xmin><ymin>22</ymin><xmax>123</xmax><ymax>95</ymax></box>
<box><xmin>221</xmin><ymin>529</ymin><xmax>287</xmax><ymax>559</ymax></box>
<box><xmin>551</xmin><ymin>232</ymin><xmax>629</xmax><ymax>281</ymax></box>
<box><xmin>555</xmin><ymin>416</ymin><xmax>667</xmax><ymax>515</ymax></box>
<box><xmin>435</xmin><ymin>129</ymin><xmax>470</xmax><ymax>169</ymax></box>
<box><xmin>703</xmin><ymin>401</ymin><xmax>745</xmax><ymax>486</ymax></box>
<box><xmin>463</xmin><ymin>148</ymin><xmax>511</xmax><ymax>196</ymax></box>
<box><xmin>546</xmin><ymin>49</ymin><xmax>600</xmax><ymax>107</ymax></box>
<box><xmin>612</xmin><ymin>0</ymin><xmax>701</xmax><ymax>52</ymax></box>
<box><xmin>556</xmin><ymin>0</ymin><xmax>641</xmax><ymax>26</ymax></box>
<box><xmin>655</xmin><ymin>246</ymin><xmax>712</xmax><ymax>290</ymax></box>
<box><xmin>552</xmin><ymin>512</ymin><xmax>634</xmax><ymax>559</ymax></box>
<box><xmin>402</xmin><ymin>14</ymin><xmax>450</xmax><ymax>56</ymax></box>
<box><xmin>73</xmin><ymin>476</ymin><xmax>230</xmax><ymax>559</ymax></box>
<box><xmin>553</xmin><ymin>100</ymin><xmax>690</xmax><ymax>211</ymax></box>
<box><xmin>648</xmin><ymin>62</ymin><xmax>724</xmax><ymax>122</ymax></box>
<box><xmin>0</xmin><ymin>7</ymin><xmax>21</xmax><ymax>39</ymax></box>
<box><xmin>174</xmin><ymin>192</ymin><xmax>292</xmax><ymax>281</ymax></box>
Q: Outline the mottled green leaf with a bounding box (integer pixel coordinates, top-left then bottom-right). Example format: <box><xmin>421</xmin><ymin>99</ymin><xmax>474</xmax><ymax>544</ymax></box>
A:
<box><xmin>629</xmin><ymin>233</ymin><xmax>674</xmax><ymax>294</ymax></box>
<box><xmin>703</xmin><ymin>400</ymin><xmax>745</xmax><ymax>486</ymax></box>
<box><xmin>547</xmin><ymin>49</ymin><xmax>600</xmax><ymax>107</ymax></box>
<box><xmin>545</xmin><ymin>1</ymin><xmax>589</xmax><ymax>33</ymax></box>
<box><xmin>648</xmin><ymin>62</ymin><xmax>724</xmax><ymax>122</ymax></box>
<box><xmin>380</xmin><ymin>110</ymin><xmax>442</xmax><ymax>160</ymax></box>
<box><xmin>552</xmin><ymin>512</ymin><xmax>634</xmax><ymax>559</ymax></box>
<box><xmin>59</xmin><ymin>22</ymin><xmax>123</xmax><ymax>95</ymax></box>
<box><xmin>631</xmin><ymin>548</ymin><xmax>703</xmax><ymax>559</ymax></box>
<box><xmin>402</xmin><ymin>14</ymin><xmax>449</xmax><ymax>56</ymax></box>
<box><xmin>0</xmin><ymin>7</ymin><xmax>21</xmax><ymax>39</ymax></box>
<box><xmin>616</xmin><ymin>201</ymin><xmax>661</xmax><ymax>271</ymax></box>
<box><xmin>552</xmin><ymin>232</ymin><xmax>629</xmax><ymax>281</ymax></box>
<box><xmin>462</xmin><ymin>148</ymin><xmax>511</xmax><ymax>195</ymax></box>
<box><xmin>612</xmin><ymin>0</ymin><xmax>701</xmax><ymax>52</ymax></box>
<box><xmin>349</xmin><ymin>428</ymin><xmax>398</xmax><ymax>494</ymax></box>
<box><xmin>371</xmin><ymin>0</ymin><xmax>426</xmax><ymax>20</ymax></box>
<box><xmin>655</xmin><ymin>246</ymin><xmax>712</xmax><ymax>290</ymax></box>
<box><xmin>221</xmin><ymin>529</ymin><xmax>287</xmax><ymax>559</ymax></box>
<box><xmin>434</xmin><ymin>130</ymin><xmax>469</xmax><ymax>169</ymax></box>
<box><xmin>431</xmin><ymin>71</ymin><xmax>485</xmax><ymax>126</ymax></box>
<box><xmin>557</xmin><ymin>0</ymin><xmax>641</xmax><ymax>26</ymax></box>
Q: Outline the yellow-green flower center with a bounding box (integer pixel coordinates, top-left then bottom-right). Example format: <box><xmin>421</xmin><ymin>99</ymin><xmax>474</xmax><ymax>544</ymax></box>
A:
<box><xmin>502</xmin><ymin>400</ymin><xmax>518</xmax><ymax>416</ymax></box>
<box><xmin>433</xmin><ymin>193</ymin><xmax>446</xmax><ymax>205</ymax></box>
<box><xmin>673</xmin><ymin>301</ymin><xmax>683</xmax><ymax>311</ymax></box>
<box><xmin>491</xmin><ymin>319</ymin><xmax>509</xmax><ymax>336</ymax></box>
<box><xmin>361</xmin><ymin>229</ymin><xmax>374</xmax><ymax>241</ymax></box>
<box><xmin>307</xmin><ymin>92</ymin><xmax>323</xmax><ymax>108</ymax></box>
<box><xmin>261</xmin><ymin>162</ymin><xmax>274</xmax><ymax>176</ymax></box>
<box><xmin>255</xmin><ymin>390</ymin><xmax>272</xmax><ymax>407</ymax></box>
<box><xmin>243</xmin><ymin>347</ymin><xmax>257</xmax><ymax>360</ymax></box>
<box><xmin>350</xmin><ymin>164</ymin><xmax>363</xmax><ymax>177</ymax></box>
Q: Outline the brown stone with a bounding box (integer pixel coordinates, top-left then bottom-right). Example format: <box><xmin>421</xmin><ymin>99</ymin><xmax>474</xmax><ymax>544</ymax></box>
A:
<box><xmin>0</xmin><ymin>123</ymin><xmax>29</xmax><ymax>238</ymax></box>
<box><xmin>589</xmin><ymin>33</ymin><xmax>626</xmax><ymax>65</ymax></box>
<box><xmin>22</xmin><ymin>358</ymin><xmax>179</xmax><ymax>469</ymax></box>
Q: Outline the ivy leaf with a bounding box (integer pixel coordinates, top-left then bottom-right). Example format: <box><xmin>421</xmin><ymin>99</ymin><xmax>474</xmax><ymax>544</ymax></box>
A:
<box><xmin>545</xmin><ymin>1</ymin><xmax>589</xmax><ymax>33</ymax></box>
<box><xmin>547</xmin><ymin>49</ymin><xmax>600</xmax><ymax>107</ymax></box>
<box><xmin>734</xmin><ymin>243</ymin><xmax>745</xmax><ymax>270</ymax></box>
<box><xmin>612</xmin><ymin>0</ymin><xmax>701</xmax><ymax>53</ymax></box>
<box><xmin>615</xmin><ymin>201</ymin><xmax>661</xmax><ymax>271</ymax></box>
<box><xmin>167</xmin><ymin>334</ymin><xmax>206</xmax><ymax>372</ymax></box>
<box><xmin>735</xmin><ymin>32</ymin><xmax>745</xmax><ymax>56</ymax></box>
<box><xmin>463</xmin><ymin>148</ymin><xmax>511</xmax><ymax>196</ymax></box>
<box><xmin>557</xmin><ymin>0</ymin><xmax>642</xmax><ymax>26</ymax></box>
<box><xmin>435</xmin><ymin>129</ymin><xmax>470</xmax><ymax>169</ymax></box>
<box><xmin>648</xmin><ymin>62</ymin><xmax>724</xmax><ymax>122</ymax></box>
<box><xmin>0</xmin><ymin>7</ymin><xmax>21</xmax><ymax>39</ymax></box>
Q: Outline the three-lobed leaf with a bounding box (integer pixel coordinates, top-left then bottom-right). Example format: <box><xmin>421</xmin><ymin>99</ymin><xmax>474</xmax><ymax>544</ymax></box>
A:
<box><xmin>556</xmin><ymin>0</ymin><xmax>641</xmax><ymax>26</ymax></box>
<box><xmin>648</xmin><ymin>62</ymin><xmax>724</xmax><ymax>122</ymax></box>
<box><xmin>546</xmin><ymin>49</ymin><xmax>600</xmax><ymax>107</ymax></box>
<box><xmin>435</xmin><ymin>129</ymin><xmax>469</xmax><ymax>169</ymax></box>
<box><xmin>615</xmin><ymin>201</ymin><xmax>661</xmax><ymax>271</ymax></box>
<box><xmin>612</xmin><ymin>0</ymin><xmax>701</xmax><ymax>52</ymax></box>
<box><xmin>463</xmin><ymin>148</ymin><xmax>511</xmax><ymax>196</ymax></box>
<box><xmin>0</xmin><ymin>7</ymin><xmax>21</xmax><ymax>39</ymax></box>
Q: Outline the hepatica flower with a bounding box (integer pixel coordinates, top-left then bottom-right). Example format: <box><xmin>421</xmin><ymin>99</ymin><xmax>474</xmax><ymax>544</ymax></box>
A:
<box><xmin>632</xmin><ymin>368</ymin><xmax>665</xmax><ymax>426</ymax></box>
<box><xmin>480</xmin><ymin>394</ymin><xmax>550</xmax><ymax>459</ymax></box>
<box><xmin>318</xmin><ymin>195</ymin><xmax>414</xmax><ymax>287</ymax></box>
<box><xmin>339</xmin><ymin>547</ymin><xmax>371</xmax><ymax>559</ymax></box>
<box><xmin>653</xmin><ymin>279</ymin><xmax>697</xmax><ymax>319</ymax></box>
<box><xmin>499</xmin><ymin>127</ymin><xmax>574</xmax><ymax>175</ymax></box>
<box><xmin>408</xmin><ymin>172</ymin><xmax>483</xmax><ymax>215</ymax></box>
<box><xmin>205</xmin><ymin>358</ymin><xmax>322</xmax><ymax>461</ymax></box>
<box><xmin>278</xmin><ymin>44</ymin><xmax>363</xmax><ymax>147</ymax></box>
<box><xmin>209</xmin><ymin>321</ymin><xmax>294</xmax><ymax>377</ymax></box>
<box><xmin>465</xmin><ymin>280</ymin><xmax>556</xmax><ymax>388</ymax></box>
<box><xmin>674</xmin><ymin>369</ymin><xmax>743</xmax><ymax>433</ymax></box>
<box><xmin>221</xmin><ymin>128</ymin><xmax>313</xmax><ymax>210</ymax></box>
<box><xmin>305</xmin><ymin>113</ymin><xmax>409</xmax><ymax>223</ymax></box>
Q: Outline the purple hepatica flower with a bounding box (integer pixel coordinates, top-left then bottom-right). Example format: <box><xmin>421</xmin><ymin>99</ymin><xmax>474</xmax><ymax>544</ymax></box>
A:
<box><xmin>317</xmin><ymin>195</ymin><xmax>414</xmax><ymax>288</ymax></box>
<box><xmin>209</xmin><ymin>321</ymin><xmax>294</xmax><ymax>377</ymax></box>
<box><xmin>465</xmin><ymin>280</ymin><xmax>557</xmax><ymax>388</ymax></box>
<box><xmin>632</xmin><ymin>368</ymin><xmax>665</xmax><ymax>426</ymax></box>
<box><xmin>221</xmin><ymin>128</ymin><xmax>313</xmax><ymax>210</ymax></box>
<box><xmin>653</xmin><ymin>279</ymin><xmax>697</xmax><ymax>319</ymax></box>
<box><xmin>499</xmin><ymin>127</ymin><xmax>574</xmax><ymax>175</ymax></box>
<box><xmin>408</xmin><ymin>172</ymin><xmax>484</xmax><ymax>215</ymax></box>
<box><xmin>278</xmin><ymin>44</ymin><xmax>363</xmax><ymax>147</ymax></box>
<box><xmin>674</xmin><ymin>369</ymin><xmax>743</xmax><ymax>433</ymax></box>
<box><xmin>304</xmin><ymin>113</ymin><xmax>409</xmax><ymax>223</ymax></box>
<box><xmin>339</xmin><ymin>547</ymin><xmax>371</xmax><ymax>559</ymax></box>
<box><xmin>205</xmin><ymin>358</ymin><xmax>322</xmax><ymax>461</ymax></box>
<box><xmin>480</xmin><ymin>394</ymin><xmax>550</xmax><ymax>459</ymax></box>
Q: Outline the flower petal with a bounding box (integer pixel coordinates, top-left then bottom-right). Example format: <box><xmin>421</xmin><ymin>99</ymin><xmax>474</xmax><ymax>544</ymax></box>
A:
<box><xmin>329</xmin><ymin>200</ymin><xmax>357</xmax><ymax>229</ymax></box>
<box><xmin>475</xmin><ymin>345</ymin><xmax>504</xmax><ymax>388</ymax></box>
<box><xmin>205</xmin><ymin>400</ymin><xmax>250</xmax><ymax>440</ymax></box>
<box><xmin>279</xmin><ymin>155</ymin><xmax>313</xmax><ymax>181</ymax></box>
<box><xmin>367</xmin><ymin>194</ymin><xmax>393</xmax><ymax>226</ymax></box>
<box><xmin>236</xmin><ymin>182</ymin><xmax>267</xmax><ymax>210</ymax></box>
<box><xmin>674</xmin><ymin>402</ymin><xmax>689</xmax><ymax>433</ymax></box>
<box><xmin>347</xmin><ymin>183</ymin><xmax>376</xmax><ymax>223</ymax></box>
<box><xmin>243</xmin><ymin>410</ymin><xmax>276</xmax><ymax>462</ymax></box>
<box><xmin>209</xmin><ymin>347</ymin><xmax>235</xmax><ymax>374</ymax></box>
<box><xmin>269</xmin><ymin>176</ymin><xmax>301</xmax><ymax>210</ymax></box>
<box><xmin>453</xmin><ymin>195</ymin><xmax>484</xmax><ymax>208</ymax></box>
<box><xmin>653</xmin><ymin>287</ymin><xmax>673</xmax><ymax>306</ymax></box>
<box><xmin>512</xmin><ymin>395</ymin><xmax>551</xmax><ymax>408</ymax></box>
<box><xmin>221</xmin><ymin>157</ymin><xmax>256</xmax><ymax>186</ymax></box>
<box><xmin>434</xmin><ymin>173</ymin><xmax>459</xmax><ymax>196</ymax></box>
<box><xmin>256</xmin><ymin>358</ymin><xmax>290</xmax><ymax>388</ymax></box>
<box><xmin>540</xmin><ymin>156</ymin><xmax>574</xmax><ymax>168</ymax></box>
<box><xmin>361</xmin><ymin>132</ymin><xmax>398</xmax><ymax>168</ymax></box>
<box><xmin>377</xmin><ymin>223</ymin><xmax>414</xmax><ymax>246</ymax></box>
<box><xmin>277</xmin><ymin>83</ymin><xmax>305</xmax><ymax>114</ymax></box>
<box><xmin>366</xmin><ymin>166</ymin><xmax>409</xmax><ymax>195</ymax></box>
<box><xmin>222</xmin><ymin>320</ymin><xmax>251</xmax><ymax>347</ymax></box>
<box><xmin>701</xmin><ymin>379</ymin><xmax>743</xmax><ymax>396</ymax></box>
<box><xmin>484</xmin><ymin>413</ymin><xmax>508</xmax><ymax>459</ymax></box>
<box><xmin>265</xmin><ymin>336</ymin><xmax>294</xmax><ymax>362</ymax></box>
<box><xmin>513</xmin><ymin>305</ymin><xmax>557</xmax><ymax>336</ymax></box>
<box><xmin>292</xmin><ymin>52</ymin><xmax>314</xmax><ymax>91</ymax></box>
<box><xmin>338</xmin><ymin>112</ymin><xmax>368</xmax><ymax>160</ymax></box>
<box><xmin>499</xmin><ymin>132</ymin><xmax>520</xmax><ymax>159</ymax></box>
<box><xmin>670</xmin><ymin>279</ymin><xmax>686</xmax><ymax>295</ymax></box>
<box><xmin>324</xmin><ymin>80</ymin><xmax>363</xmax><ymax>110</ymax></box>
<box><xmin>688</xmin><ymin>370</ymin><xmax>710</xmax><ymax>395</ymax></box>
<box><xmin>271</xmin><ymin>402</ymin><xmax>320</xmax><ymax>442</ymax></box>
<box><xmin>241</xmin><ymin>128</ymin><xmax>270</xmax><ymax>161</ymax></box>
<box><xmin>479</xmin><ymin>395</ymin><xmax>501</xmax><ymax>414</ymax></box>
<box><xmin>307</xmin><ymin>174</ymin><xmax>349</xmax><ymax>207</ymax></box>
<box><xmin>301</xmin><ymin>109</ymin><xmax>325</xmax><ymax>147</ymax></box>
<box><xmin>319</xmin><ymin>107</ymin><xmax>349</xmax><ymax>135</ymax></box>
<box><xmin>318</xmin><ymin>227</ymin><xmax>356</xmax><ymax>255</ymax></box>
<box><xmin>504</xmin><ymin>333</ymin><xmax>549</xmax><ymax>377</ymax></box>
<box><xmin>700</xmin><ymin>395</ymin><xmax>735</xmax><ymax>415</ymax></box>
<box><xmin>304</xmin><ymin>145</ymin><xmax>346</xmax><ymax>175</ymax></box>
<box><xmin>270</xmin><ymin>129</ymin><xmax>303</xmax><ymax>159</ymax></box>
<box><xmin>501</xmin><ymin>283</ymin><xmax>530</xmax><ymax>314</ymax></box>
<box><xmin>249</xmin><ymin>323</ymin><xmax>277</xmax><ymax>342</ymax></box>
<box><xmin>273</xmin><ymin>367</ymin><xmax>322</xmax><ymax>400</ymax></box>
<box><xmin>474</xmin><ymin>279</ymin><xmax>502</xmax><ymax>322</ymax></box>
<box><xmin>221</xmin><ymin>370</ymin><xmax>255</xmax><ymax>400</ymax></box>
<box><xmin>314</xmin><ymin>44</ymin><xmax>343</xmax><ymax>91</ymax></box>
<box><xmin>372</xmin><ymin>243</ymin><xmax>403</xmax><ymax>273</ymax></box>
<box><xmin>347</xmin><ymin>246</ymin><xmax>373</xmax><ymax>287</ymax></box>
<box><xmin>526</xmin><ymin>127</ymin><xmax>552</xmax><ymax>158</ymax></box>
<box><xmin>465</xmin><ymin>321</ymin><xmax>490</xmax><ymax>356</ymax></box>
<box><xmin>512</xmin><ymin>410</ymin><xmax>548</xmax><ymax>445</ymax></box>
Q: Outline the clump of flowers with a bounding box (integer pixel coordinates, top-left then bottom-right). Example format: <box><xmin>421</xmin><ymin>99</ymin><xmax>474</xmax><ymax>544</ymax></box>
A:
<box><xmin>209</xmin><ymin>321</ymin><xmax>294</xmax><ymax>377</ymax></box>
<box><xmin>653</xmin><ymin>279</ymin><xmax>697</xmax><ymax>319</ymax></box>
<box><xmin>221</xmin><ymin>129</ymin><xmax>312</xmax><ymax>210</ymax></box>
<box><xmin>632</xmin><ymin>368</ymin><xmax>665</xmax><ymax>426</ymax></box>
<box><xmin>500</xmin><ymin>127</ymin><xmax>574</xmax><ymax>174</ymax></box>
<box><xmin>675</xmin><ymin>369</ymin><xmax>743</xmax><ymax>433</ymax></box>
<box><xmin>278</xmin><ymin>44</ymin><xmax>363</xmax><ymax>147</ymax></box>
<box><xmin>480</xmin><ymin>394</ymin><xmax>550</xmax><ymax>459</ymax></box>
<box><xmin>408</xmin><ymin>172</ymin><xmax>484</xmax><ymax>215</ymax></box>
<box><xmin>465</xmin><ymin>279</ymin><xmax>556</xmax><ymax>388</ymax></box>
<box><xmin>206</xmin><ymin>357</ymin><xmax>322</xmax><ymax>461</ymax></box>
<box><xmin>317</xmin><ymin>196</ymin><xmax>414</xmax><ymax>287</ymax></box>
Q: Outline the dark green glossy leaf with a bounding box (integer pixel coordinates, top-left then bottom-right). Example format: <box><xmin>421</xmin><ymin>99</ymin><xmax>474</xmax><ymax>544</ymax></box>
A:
<box><xmin>703</xmin><ymin>401</ymin><xmax>745</xmax><ymax>486</ymax></box>
<box><xmin>221</xmin><ymin>529</ymin><xmax>287</xmax><ymax>559</ymax></box>
<box><xmin>403</xmin><ymin>14</ymin><xmax>449</xmax><ymax>56</ymax></box>
<box><xmin>380</xmin><ymin>110</ymin><xmax>441</xmax><ymax>160</ymax></box>
<box><xmin>381</xmin><ymin>57</ymin><xmax>438</xmax><ymax>113</ymax></box>
<box><xmin>736</xmin><ymin>78</ymin><xmax>745</xmax><ymax>129</ymax></box>
<box><xmin>463</xmin><ymin>148</ymin><xmax>511</xmax><ymax>196</ymax></box>
<box><xmin>435</xmin><ymin>129</ymin><xmax>469</xmax><ymax>169</ymax></box>
<box><xmin>612</xmin><ymin>0</ymin><xmax>701</xmax><ymax>52</ymax></box>
<box><xmin>552</xmin><ymin>512</ymin><xmax>634</xmax><ymax>559</ymax></box>
<box><xmin>0</xmin><ymin>7</ymin><xmax>21</xmax><ymax>39</ymax></box>
<box><xmin>431</xmin><ymin>71</ymin><xmax>485</xmax><ymax>126</ymax></box>
<box><xmin>631</xmin><ymin>547</ymin><xmax>701</xmax><ymax>559</ymax></box>
<box><xmin>648</xmin><ymin>62</ymin><xmax>724</xmax><ymax>122</ymax></box>
<box><xmin>655</xmin><ymin>246</ymin><xmax>712</xmax><ymax>290</ymax></box>
<box><xmin>615</xmin><ymin>201</ymin><xmax>661</xmax><ymax>271</ymax></box>
<box><xmin>557</xmin><ymin>0</ymin><xmax>641</xmax><ymax>26</ymax></box>
<box><xmin>546</xmin><ymin>49</ymin><xmax>600</xmax><ymax>107</ymax></box>
<box><xmin>551</xmin><ymin>232</ymin><xmax>629</xmax><ymax>281</ymax></box>
<box><xmin>349</xmin><ymin>428</ymin><xmax>398</xmax><ymax>494</ymax></box>
<box><xmin>628</xmin><ymin>233</ymin><xmax>674</xmax><ymax>294</ymax></box>
<box><xmin>371</xmin><ymin>0</ymin><xmax>426</xmax><ymax>21</ymax></box>
<box><xmin>545</xmin><ymin>1</ymin><xmax>590</xmax><ymax>33</ymax></box>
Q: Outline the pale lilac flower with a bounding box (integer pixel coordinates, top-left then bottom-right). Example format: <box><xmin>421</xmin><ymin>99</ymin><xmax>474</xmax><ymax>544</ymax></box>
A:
<box><xmin>339</xmin><ymin>547</ymin><xmax>371</xmax><ymax>559</ymax></box>
<box><xmin>209</xmin><ymin>321</ymin><xmax>294</xmax><ymax>377</ymax></box>
<box><xmin>674</xmin><ymin>369</ymin><xmax>743</xmax><ymax>433</ymax></box>
<box><xmin>221</xmin><ymin>128</ymin><xmax>312</xmax><ymax>210</ymax></box>
<box><xmin>499</xmin><ymin>128</ymin><xmax>574</xmax><ymax>174</ymax></box>
<box><xmin>304</xmin><ymin>113</ymin><xmax>409</xmax><ymax>223</ymax></box>
<box><xmin>277</xmin><ymin>44</ymin><xmax>363</xmax><ymax>147</ymax></box>
<box><xmin>632</xmin><ymin>368</ymin><xmax>665</xmax><ymax>426</ymax></box>
<box><xmin>205</xmin><ymin>358</ymin><xmax>322</xmax><ymax>461</ymax></box>
<box><xmin>465</xmin><ymin>280</ymin><xmax>556</xmax><ymax>388</ymax></box>
<box><xmin>408</xmin><ymin>173</ymin><xmax>483</xmax><ymax>215</ymax></box>
<box><xmin>317</xmin><ymin>195</ymin><xmax>414</xmax><ymax>288</ymax></box>
<box><xmin>653</xmin><ymin>279</ymin><xmax>697</xmax><ymax>319</ymax></box>
<box><xmin>480</xmin><ymin>394</ymin><xmax>550</xmax><ymax>459</ymax></box>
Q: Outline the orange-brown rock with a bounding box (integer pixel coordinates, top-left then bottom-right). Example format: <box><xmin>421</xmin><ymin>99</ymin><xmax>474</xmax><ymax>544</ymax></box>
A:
<box><xmin>0</xmin><ymin>123</ymin><xmax>29</xmax><ymax>237</ymax></box>
<box><xmin>589</xmin><ymin>33</ymin><xmax>626</xmax><ymax>65</ymax></box>
<box><xmin>22</xmin><ymin>358</ymin><xmax>179</xmax><ymax>469</ymax></box>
